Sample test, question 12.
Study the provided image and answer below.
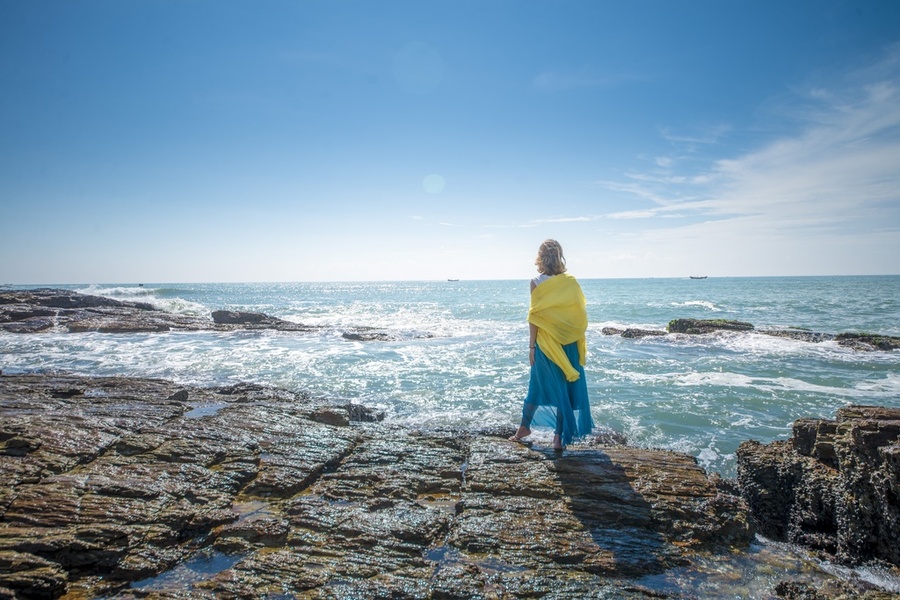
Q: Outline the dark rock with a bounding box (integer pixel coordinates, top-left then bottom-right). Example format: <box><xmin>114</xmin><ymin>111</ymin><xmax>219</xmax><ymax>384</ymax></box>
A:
<box><xmin>342</xmin><ymin>328</ymin><xmax>435</xmax><ymax>342</ymax></box>
<box><xmin>585</xmin><ymin>426</ymin><xmax>629</xmax><ymax>446</ymax></box>
<box><xmin>346</xmin><ymin>402</ymin><xmax>385</xmax><ymax>423</ymax></box>
<box><xmin>737</xmin><ymin>406</ymin><xmax>900</xmax><ymax>567</ymax></box>
<box><xmin>342</xmin><ymin>330</ymin><xmax>393</xmax><ymax>342</ymax></box>
<box><xmin>608</xmin><ymin>318</ymin><xmax>896</xmax><ymax>353</ymax></box>
<box><xmin>667</xmin><ymin>318</ymin><xmax>754</xmax><ymax>334</ymax></box>
<box><xmin>0</xmin><ymin>289</ymin><xmax>319</xmax><ymax>335</ymax></box>
<box><xmin>211</xmin><ymin>310</ymin><xmax>268</xmax><ymax>325</ymax></box>
<box><xmin>760</xmin><ymin>329</ymin><xmax>836</xmax><ymax>343</ymax></box>
<box><xmin>0</xmin><ymin>307</ymin><xmax>56</xmax><ymax>321</ymax></box>
<box><xmin>1</xmin><ymin>317</ymin><xmax>56</xmax><ymax>333</ymax></box>
<box><xmin>1</xmin><ymin>372</ymin><xmax>755</xmax><ymax>598</ymax></box>
<box><xmin>600</xmin><ymin>327</ymin><xmax>666</xmax><ymax>338</ymax></box>
<box><xmin>775</xmin><ymin>578</ymin><xmax>900</xmax><ymax>599</ymax></box>
<box><xmin>0</xmin><ymin>433</ymin><xmax>42</xmax><ymax>457</ymax></box>
<box><xmin>836</xmin><ymin>333</ymin><xmax>900</xmax><ymax>352</ymax></box>
<box><xmin>210</xmin><ymin>310</ymin><xmax>311</xmax><ymax>332</ymax></box>
<box><xmin>28</xmin><ymin>288</ymin><xmax>140</xmax><ymax>310</ymax></box>
<box><xmin>0</xmin><ymin>551</ymin><xmax>68</xmax><ymax>598</ymax></box>
<box><xmin>622</xmin><ymin>328</ymin><xmax>667</xmax><ymax>338</ymax></box>
<box><xmin>308</xmin><ymin>406</ymin><xmax>350</xmax><ymax>427</ymax></box>
<box><xmin>167</xmin><ymin>390</ymin><xmax>189</xmax><ymax>403</ymax></box>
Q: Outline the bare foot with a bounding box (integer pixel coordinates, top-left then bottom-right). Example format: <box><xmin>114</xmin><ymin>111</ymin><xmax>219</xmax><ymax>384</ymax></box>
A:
<box><xmin>509</xmin><ymin>426</ymin><xmax>531</xmax><ymax>442</ymax></box>
<box><xmin>552</xmin><ymin>434</ymin><xmax>565</xmax><ymax>451</ymax></box>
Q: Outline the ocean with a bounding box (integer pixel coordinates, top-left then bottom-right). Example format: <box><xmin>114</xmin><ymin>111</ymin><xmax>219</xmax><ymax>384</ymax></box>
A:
<box><xmin>3</xmin><ymin>275</ymin><xmax>900</xmax><ymax>596</ymax></box>
<box><xmin>3</xmin><ymin>275</ymin><xmax>898</xmax><ymax>479</ymax></box>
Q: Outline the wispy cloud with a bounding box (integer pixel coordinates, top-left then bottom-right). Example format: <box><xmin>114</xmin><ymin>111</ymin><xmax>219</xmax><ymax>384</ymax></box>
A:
<box><xmin>578</xmin><ymin>46</ymin><xmax>900</xmax><ymax>276</ymax></box>
<box><xmin>602</xmin><ymin>47</ymin><xmax>900</xmax><ymax>242</ymax></box>
<box><xmin>606</xmin><ymin>209</ymin><xmax>660</xmax><ymax>220</ymax></box>
<box><xmin>531</xmin><ymin>215</ymin><xmax>594</xmax><ymax>224</ymax></box>
<box><xmin>659</xmin><ymin>123</ymin><xmax>731</xmax><ymax>145</ymax></box>
<box><xmin>482</xmin><ymin>214</ymin><xmax>599</xmax><ymax>229</ymax></box>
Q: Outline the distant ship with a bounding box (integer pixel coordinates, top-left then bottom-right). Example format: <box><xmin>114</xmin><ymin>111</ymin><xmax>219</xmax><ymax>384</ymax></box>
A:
<box><xmin>689</xmin><ymin>275</ymin><xmax>708</xmax><ymax>280</ymax></box>
<box><xmin>447</xmin><ymin>278</ymin><xmax>460</xmax><ymax>282</ymax></box>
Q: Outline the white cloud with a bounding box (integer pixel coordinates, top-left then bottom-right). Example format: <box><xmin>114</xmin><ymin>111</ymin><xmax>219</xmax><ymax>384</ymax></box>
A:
<box><xmin>659</xmin><ymin>123</ymin><xmax>731</xmax><ymax>145</ymax></box>
<box><xmin>531</xmin><ymin>215</ymin><xmax>594</xmax><ymax>224</ymax></box>
<box><xmin>606</xmin><ymin>209</ymin><xmax>660</xmax><ymax>220</ymax></box>
<box><xmin>590</xmin><ymin>47</ymin><xmax>900</xmax><ymax>276</ymax></box>
<box><xmin>655</xmin><ymin>156</ymin><xmax>675</xmax><ymax>168</ymax></box>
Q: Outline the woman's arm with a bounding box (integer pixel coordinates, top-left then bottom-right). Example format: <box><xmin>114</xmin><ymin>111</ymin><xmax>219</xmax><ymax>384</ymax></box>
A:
<box><xmin>529</xmin><ymin>322</ymin><xmax>537</xmax><ymax>366</ymax></box>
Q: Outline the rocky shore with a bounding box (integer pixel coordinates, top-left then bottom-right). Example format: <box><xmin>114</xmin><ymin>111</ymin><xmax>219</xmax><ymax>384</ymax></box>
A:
<box><xmin>0</xmin><ymin>372</ymin><xmax>761</xmax><ymax>599</ymax></box>
<box><xmin>0</xmin><ymin>289</ymin><xmax>430</xmax><ymax>341</ymax></box>
<box><xmin>2</xmin><ymin>372</ymin><xmax>899</xmax><ymax>599</ymax></box>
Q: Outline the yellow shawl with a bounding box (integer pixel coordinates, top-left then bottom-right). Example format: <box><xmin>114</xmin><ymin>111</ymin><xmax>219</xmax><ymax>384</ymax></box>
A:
<box><xmin>528</xmin><ymin>274</ymin><xmax>587</xmax><ymax>382</ymax></box>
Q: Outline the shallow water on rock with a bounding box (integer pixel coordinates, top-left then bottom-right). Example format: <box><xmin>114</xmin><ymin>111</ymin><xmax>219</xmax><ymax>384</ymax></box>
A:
<box><xmin>183</xmin><ymin>402</ymin><xmax>229</xmax><ymax>419</ymax></box>
<box><xmin>129</xmin><ymin>548</ymin><xmax>246</xmax><ymax>592</ymax></box>
<box><xmin>634</xmin><ymin>535</ymin><xmax>900</xmax><ymax>598</ymax></box>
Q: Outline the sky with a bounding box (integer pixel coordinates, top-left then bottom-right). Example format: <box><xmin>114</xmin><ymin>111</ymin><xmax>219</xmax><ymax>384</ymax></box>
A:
<box><xmin>1</xmin><ymin>0</ymin><xmax>899</xmax><ymax>283</ymax></box>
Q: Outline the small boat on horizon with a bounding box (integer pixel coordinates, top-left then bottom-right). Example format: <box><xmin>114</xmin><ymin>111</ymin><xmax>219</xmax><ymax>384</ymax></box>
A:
<box><xmin>447</xmin><ymin>278</ymin><xmax>460</xmax><ymax>282</ymax></box>
<box><xmin>689</xmin><ymin>275</ymin><xmax>708</xmax><ymax>280</ymax></box>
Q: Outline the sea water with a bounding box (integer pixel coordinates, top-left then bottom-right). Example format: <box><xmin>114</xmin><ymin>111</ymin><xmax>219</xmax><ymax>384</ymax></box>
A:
<box><xmin>2</xmin><ymin>276</ymin><xmax>899</xmax><ymax>478</ymax></box>
<box><xmin>3</xmin><ymin>276</ymin><xmax>900</xmax><ymax>596</ymax></box>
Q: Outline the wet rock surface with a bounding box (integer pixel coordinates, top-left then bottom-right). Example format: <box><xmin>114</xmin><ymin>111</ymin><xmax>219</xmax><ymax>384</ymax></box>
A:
<box><xmin>0</xmin><ymin>373</ymin><xmax>757</xmax><ymax>599</ymax></box>
<box><xmin>737</xmin><ymin>406</ymin><xmax>900</xmax><ymax>570</ymax></box>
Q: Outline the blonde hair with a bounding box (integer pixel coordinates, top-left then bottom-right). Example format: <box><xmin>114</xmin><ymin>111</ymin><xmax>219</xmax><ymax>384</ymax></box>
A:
<box><xmin>535</xmin><ymin>239</ymin><xmax>567</xmax><ymax>276</ymax></box>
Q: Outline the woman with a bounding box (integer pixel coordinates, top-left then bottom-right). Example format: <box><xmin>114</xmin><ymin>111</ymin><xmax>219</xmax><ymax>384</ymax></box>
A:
<box><xmin>509</xmin><ymin>239</ymin><xmax>594</xmax><ymax>450</ymax></box>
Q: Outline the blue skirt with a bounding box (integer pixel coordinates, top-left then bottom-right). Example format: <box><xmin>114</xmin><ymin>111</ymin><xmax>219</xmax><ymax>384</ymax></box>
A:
<box><xmin>521</xmin><ymin>341</ymin><xmax>594</xmax><ymax>446</ymax></box>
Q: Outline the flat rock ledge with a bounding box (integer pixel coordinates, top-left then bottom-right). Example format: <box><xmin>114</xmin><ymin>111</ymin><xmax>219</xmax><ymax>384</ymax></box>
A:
<box><xmin>0</xmin><ymin>289</ymin><xmax>430</xmax><ymax>342</ymax></box>
<box><xmin>737</xmin><ymin>406</ymin><xmax>900</xmax><ymax>570</ymax></box>
<box><xmin>0</xmin><ymin>373</ymin><xmax>755</xmax><ymax>599</ymax></box>
<box><xmin>601</xmin><ymin>319</ymin><xmax>900</xmax><ymax>352</ymax></box>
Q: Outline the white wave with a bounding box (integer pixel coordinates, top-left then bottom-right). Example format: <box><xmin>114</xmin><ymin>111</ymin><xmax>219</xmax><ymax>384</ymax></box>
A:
<box><xmin>153</xmin><ymin>298</ymin><xmax>211</xmax><ymax>317</ymax></box>
<box><xmin>677</xmin><ymin>371</ymin><xmax>755</xmax><ymax>387</ymax></box>
<box><xmin>75</xmin><ymin>285</ymin><xmax>210</xmax><ymax>316</ymax></box>
<box><xmin>76</xmin><ymin>284</ymin><xmax>157</xmax><ymax>299</ymax></box>
<box><xmin>671</xmin><ymin>300</ymin><xmax>721</xmax><ymax>312</ymax></box>
<box><xmin>593</xmin><ymin>320</ymin><xmax>667</xmax><ymax>332</ymax></box>
<box><xmin>854</xmin><ymin>371</ymin><xmax>900</xmax><ymax>394</ymax></box>
<box><xmin>616</xmin><ymin>369</ymin><xmax>899</xmax><ymax>400</ymax></box>
<box><xmin>820</xmin><ymin>561</ymin><xmax>900</xmax><ymax>593</ymax></box>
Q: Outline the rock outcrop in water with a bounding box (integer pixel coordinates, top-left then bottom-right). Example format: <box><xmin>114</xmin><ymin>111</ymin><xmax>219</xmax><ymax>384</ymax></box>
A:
<box><xmin>599</xmin><ymin>318</ymin><xmax>900</xmax><ymax>352</ymax></box>
<box><xmin>0</xmin><ymin>372</ymin><xmax>756</xmax><ymax>599</ymax></box>
<box><xmin>4</xmin><ymin>290</ymin><xmax>898</xmax><ymax>350</ymax></box>
<box><xmin>737</xmin><ymin>406</ymin><xmax>900</xmax><ymax>569</ymax></box>
<box><xmin>667</xmin><ymin>318</ymin><xmax>755</xmax><ymax>334</ymax></box>
<box><xmin>0</xmin><ymin>289</ymin><xmax>427</xmax><ymax>341</ymax></box>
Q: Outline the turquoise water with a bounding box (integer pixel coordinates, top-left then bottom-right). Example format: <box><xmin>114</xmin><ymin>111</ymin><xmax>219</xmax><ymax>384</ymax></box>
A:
<box><xmin>2</xmin><ymin>276</ymin><xmax>899</xmax><ymax>478</ymax></box>
<box><xmin>4</xmin><ymin>276</ymin><xmax>900</xmax><ymax>596</ymax></box>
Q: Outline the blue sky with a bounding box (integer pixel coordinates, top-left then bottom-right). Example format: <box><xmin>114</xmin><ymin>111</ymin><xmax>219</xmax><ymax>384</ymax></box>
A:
<box><xmin>2</xmin><ymin>0</ymin><xmax>899</xmax><ymax>283</ymax></box>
